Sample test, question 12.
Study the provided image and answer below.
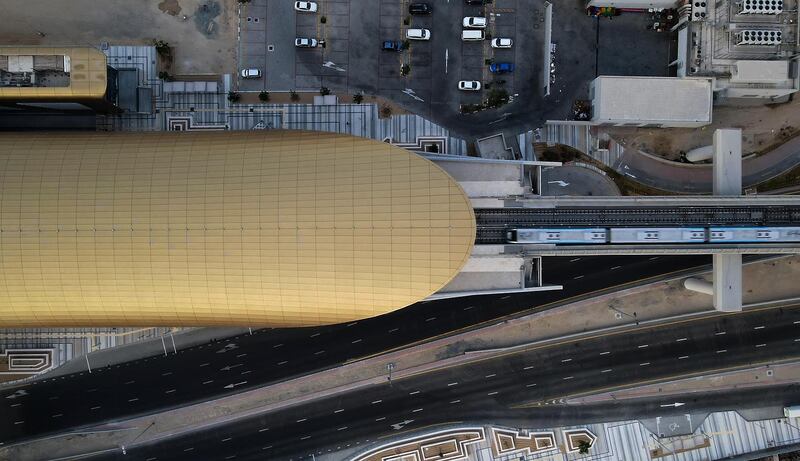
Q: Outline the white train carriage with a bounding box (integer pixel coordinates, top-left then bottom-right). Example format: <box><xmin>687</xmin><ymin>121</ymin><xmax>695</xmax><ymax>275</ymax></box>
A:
<box><xmin>709</xmin><ymin>226</ymin><xmax>800</xmax><ymax>243</ymax></box>
<box><xmin>609</xmin><ymin>227</ymin><xmax>706</xmax><ymax>244</ymax></box>
<box><xmin>506</xmin><ymin>228</ymin><xmax>607</xmax><ymax>244</ymax></box>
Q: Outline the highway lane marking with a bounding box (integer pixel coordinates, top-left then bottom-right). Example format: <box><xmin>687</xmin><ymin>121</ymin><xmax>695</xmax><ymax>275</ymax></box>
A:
<box><xmin>301</xmin><ymin>435</ymin><xmax>311</xmax><ymax>440</ymax></box>
<box><xmin>412</xmin><ymin>408</ymin><xmax>424</xmax><ymax>412</ymax></box>
<box><xmin>225</xmin><ymin>456</ymin><xmax>236</xmax><ymax>460</ymax></box>
<box><xmin>676</xmin><ymin>338</ymin><xmax>688</xmax><ymax>342</ymax></box>
<box><xmin>259</xmin><ymin>428</ymin><xmax>269</xmax><ymax>432</ymax></box>
<box><xmin>570</xmin><ymin>258</ymin><xmax>581</xmax><ymax>262</ymax></box>
<box><xmin>601</xmin><ymin>369</ymin><xmax>612</xmax><ymax>373</ymax></box>
<box><xmin>202</xmin><ymin>380</ymin><xmax>214</xmax><ymax>384</ymax></box>
<box><xmin>221</xmin><ymin>437</ymin><xmax>232</xmax><ymax>442</ymax></box>
<box><xmin>125</xmin><ymin>380</ymin><xmax>136</xmax><ymax>385</ymax></box>
<box><xmin>13</xmin><ymin>421</ymin><xmax>23</xmax><ymax>425</ymax></box>
<box><xmin>10</xmin><ymin>403</ymin><xmax>21</xmax><ymax>407</ymax></box>
<box><xmin>649</xmin><ymin>256</ymin><xmax>660</xmax><ymax>260</ymax></box>
<box><xmin>611</xmin><ymin>266</ymin><xmax>621</xmax><ymax>270</ymax></box>
<box><xmin>754</xmin><ymin>326</ymin><xmax>765</xmax><ymax>330</ymax></box>
<box><xmin>165</xmin><ymin>389</ymin><xmax>176</xmax><ymax>394</ymax></box>
<box><xmin>501</xmin><ymin>295</ymin><xmax>511</xmax><ymax>300</ymax></box>
<box><xmin>241</xmin><ymin>370</ymin><xmax>252</xmax><ymax>375</ymax></box>
<box><xmin>388</xmin><ymin>328</ymin><xmax>400</xmax><ymax>333</ymax></box>
<box><xmin>450</xmin><ymin>399</ymin><xmax>461</xmax><ymax>403</ymax></box>
<box><xmin>184</xmin><ymin>447</ymin><xmax>194</xmax><ymax>452</ymax></box>
<box><xmin>523</xmin><ymin>366</ymin><xmax>534</xmax><ymax>370</ymax></box>
<box><xmin>678</xmin><ymin>356</ymin><xmax>689</xmax><ymax>360</ymax></box>
<box><xmin>236</xmin><ymin>353</ymin><xmax>247</xmax><ymax>358</ymax></box>
<box><xmin>794</xmin><ymin>320</ymin><xmax>800</xmax><ymax>324</ymax></box>
<box><xmin>563</xmin><ymin>376</ymin><xmax>574</xmax><ymax>380</ymax></box>
<box><xmin>573</xmin><ymin>275</ymin><xmax>584</xmax><ymax>280</ymax></box>
<box><xmin>90</xmin><ymin>406</ymin><xmax>101</xmax><ymax>410</ymax></box>
<box><xmin>273</xmin><ymin>343</ymin><xmax>283</xmax><ymax>348</ymax></box>
<box><xmin>334</xmin><ymin>409</ymin><xmax>344</xmax><ymax>413</ymax></box>
<box><xmin>638</xmin><ymin>344</ymin><xmax>649</xmax><ymax>348</ymax></box>
<box><xmin>297</xmin><ymin>418</ymin><xmax>307</xmax><ymax>423</ymax></box>
<box><xmin>599</xmin><ymin>351</ymin><xmax>611</xmax><ymax>355</ymax></box>
<box><xmin>463</xmin><ymin>306</ymin><xmax>474</xmax><ymax>311</ymax></box>
<box><xmin>526</xmin><ymin>383</ymin><xmax>537</xmax><ymax>387</ymax></box>
<box><xmin>425</xmin><ymin>317</ymin><xmax>437</xmax><ymax>322</ymax></box>
<box><xmin>352</xmin><ymin>339</ymin><xmax>362</xmax><ymax>344</ymax></box>
<box><xmin>347</xmin><ymin>322</ymin><xmax>358</xmax><ymax>327</ymax></box>
<box><xmin>487</xmin><ymin>391</ymin><xmax>499</xmax><ymax>396</ymax></box>
<box><xmin>199</xmin><ymin>363</ymin><xmax>210</xmax><ymax>367</ymax></box>
<box><xmin>409</xmin><ymin>391</ymin><xmax>420</xmax><ymax>395</ymax></box>
<box><xmin>795</xmin><ymin>339</ymin><xmax>800</xmax><ymax>342</ymax></box>
<box><xmin>756</xmin><ymin>343</ymin><xmax>767</xmax><ymax>348</ymax></box>
<box><xmin>372</xmin><ymin>400</ymin><xmax>383</xmax><ymax>404</ymax></box>
<box><xmin>161</xmin><ymin>372</ymin><xmax>172</xmax><ymax>376</ymax></box>
<box><xmin>51</xmin><ymin>414</ymin><xmax>63</xmax><ymax>418</ymax></box>
<box><xmin>717</xmin><ymin>349</ymin><xmax>727</xmax><ymax>353</ymax></box>
<box><xmin>262</xmin><ymin>446</ymin><xmax>272</xmax><ymax>450</ymax></box>
<box><xmin>448</xmin><ymin>382</ymin><xmax>458</xmax><ymax>386</ymax></box>
<box><xmin>276</xmin><ymin>360</ymin><xmax>288</xmax><ymax>366</ymax></box>
<box><xmin>128</xmin><ymin>398</ymin><xmax>139</xmax><ymax>402</ymax></box>
<box><xmin>86</xmin><ymin>388</ymin><xmax>98</xmax><ymax>393</ymax></box>
<box><xmin>485</xmin><ymin>373</ymin><xmax>496</xmax><ymax>378</ymax></box>
<box><xmin>561</xmin><ymin>359</ymin><xmax>572</xmax><ymax>363</ymax></box>
<box><xmin>715</xmin><ymin>331</ymin><xmax>727</xmax><ymax>335</ymax></box>
<box><xmin>375</xmin><ymin>417</ymin><xmax>386</xmax><ymax>421</ymax></box>
<box><xmin>640</xmin><ymin>362</ymin><xmax>650</xmax><ymax>366</ymax></box>
<box><xmin>310</xmin><ymin>333</ymin><xmax>320</xmax><ymax>338</ymax></box>
<box><xmin>337</xmin><ymin>426</ymin><xmax>349</xmax><ymax>431</ymax></box>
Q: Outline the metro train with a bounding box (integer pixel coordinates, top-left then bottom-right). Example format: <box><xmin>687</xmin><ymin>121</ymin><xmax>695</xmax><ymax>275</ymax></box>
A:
<box><xmin>505</xmin><ymin>227</ymin><xmax>800</xmax><ymax>244</ymax></box>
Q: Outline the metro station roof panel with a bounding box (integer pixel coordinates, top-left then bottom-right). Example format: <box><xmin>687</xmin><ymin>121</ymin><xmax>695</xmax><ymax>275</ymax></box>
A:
<box><xmin>0</xmin><ymin>131</ymin><xmax>475</xmax><ymax>327</ymax></box>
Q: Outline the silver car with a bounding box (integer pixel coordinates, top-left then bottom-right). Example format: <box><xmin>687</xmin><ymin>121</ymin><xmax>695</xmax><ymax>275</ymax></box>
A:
<box><xmin>295</xmin><ymin>37</ymin><xmax>319</xmax><ymax>48</ymax></box>
<box><xmin>491</xmin><ymin>38</ymin><xmax>513</xmax><ymax>48</ymax></box>
<box><xmin>294</xmin><ymin>1</ymin><xmax>318</xmax><ymax>12</ymax></box>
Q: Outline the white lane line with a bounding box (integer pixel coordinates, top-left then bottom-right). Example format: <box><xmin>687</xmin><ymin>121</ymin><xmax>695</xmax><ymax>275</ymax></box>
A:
<box><xmin>125</xmin><ymin>380</ymin><xmax>136</xmax><ymax>385</ymax></box>
<box><xmin>610</xmin><ymin>265</ymin><xmax>621</xmax><ymax>270</ymax></box>
<box><xmin>794</xmin><ymin>338</ymin><xmax>800</xmax><ymax>342</ymax></box>
<box><xmin>523</xmin><ymin>366</ymin><xmax>534</xmax><ymax>370</ymax></box>
<box><xmin>372</xmin><ymin>400</ymin><xmax>383</xmax><ymax>404</ymax></box>
<box><xmin>259</xmin><ymin>428</ymin><xmax>269</xmax><ymax>432</ymax></box>
<box><xmin>51</xmin><ymin>414</ymin><xmax>63</xmax><ymax>418</ymax></box>
<box><xmin>13</xmin><ymin>421</ymin><xmax>24</xmax><ymax>425</ymax></box>
<box><xmin>526</xmin><ymin>383</ymin><xmax>537</xmax><ymax>387</ymax></box>
<box><xmin>334</xmin><ymin>409</ymin><xmax>344</xmax><ymax>413</ymax></box>
<box><xmin>678</xmin><ymin>355</ymin><xmax>689</xmax><ymax>360</ymax></box>
<box><xmin>573</xmin><ymin>275</ymin><xmax>584</xmax><ymax>280</ymax></box>
<box><xmin>221</xmin><ymin>437</ymin><xmax>232</xmax><ymax>442</ymax></box>
<box><xmin>241</xmin><ymin>370</ymin><xmax>252</xmax><ymax>375</ymax></box>
<box><xmin>236</xmin><ymin>353</ymin><xmax>247</xmax><ymax>358</ymax></box>
<box><xmin>500</xmin><ymin>295</ymin><xmax>511</xmax><ymax>300</ymax></box>
<box><xmin>10</xmin><ymin>403</ymin><xmax>21</xmax><ymax>408</ymax></box>
<box><xmin>273</xmin><ymin>343</ymin><xmax>283</xmax><ymax>348</ymax></box>
<box><xmin>717</xmin><ymin>349</ymin><xmax>727</xmax><ymax>354</ymax></box>
<box><xmin>756</xmin><ymin>343</ymin><xmax>767</xmax><ymax>348</ymax></box>
<box><xmin>794</xmin><ymin>320</ymin><xmax>800</xmax><ymax>324</ymax></box>
<box><xmin>570</xmin><ymin>258</ymin><xmax>581</xmax><ymax>262</ymax></box>
<box><xmin>300</xmin><ymin>436</ymin><xmax>311</xmax><ymax>441</ymax></box>
<box><xmin>337</xmin><ymin>426</ymin><xmax>349</xmax><ymax>431</ymax></box>
<box><xmin>754</xmin><ymin>326</ymin><xmax>765</xmax><ymax>330</ymax></box>
<box><xmin>450</xmin><ymin>399</ymin><xmax>461</xmax><ymax>404</ymax></box>
<box><xmin>601</xmin><ymin>369</ymin><xmax>613</xmax><ymax>373</ymax></box>
<box><xmin>412</xmin><ymin>408</ymin><xmax>424</xmax><ymax>413</ymax></box>
<box><xmin>202</xmin><ymin>380</ymin><xmax>214</xmax><ymax>385</ymax></box>
<box><xmin>262</xmin><ymin>446</ymin><xmax>273</xmax><ymax>450</ymax></box>
<box><xmin>388</xmin><ymin>328</ymin><xmax>400</xmax><ymax>333</ymax></box>
<box><xmin>183</xmin><ymin>448</ymin><xmax>194</xmax><ymax>452</ymax></box>
<box><xmin>599</xmin><ymin>351</ymin><xmax>611</xmax><ymax>355</ymax></box>
<box><xmin>165</xmin><ymin>389</ymin><xmax>176</xmax><ymax>394</ymax></box>
<box><xmin>448</xmin><ymin>382</ymin><xmax>458</xmax><ymax>386</ymax></box>
<box><xmin>90</xmin><ymin>406</ymin><xmax>101</xmax><ymax>410</ymax></box>
<box><xmin>485</xmin><ymin>373</ymin><xmax>496</xmax><ymax>378</ymax></box>
<box><xmin>715</xmin><ymin>331</ymin><xmax>727</xmax><ymax>336</ymax></box>
<box><xmin>649</xmin><ymin>256</ymin><xmax>660</xmax><ymax>260</ymax></box>
<box><xmin>638</xmin><ymin>344</ymin><xmax>649</xmax><ymax>349</ymax></box>
<box><xmin>463</xmin><ymin>306</ymin><xmax>474</xmax><ymax>311</ymax></box>
<box><xmin>561</xmin><ymin>358</ymin><xmax>572</xmax><ymax>363</ymax></box>
<box><xmin>676</xmin><ymin>338</ymin><xmax>688</xmax><ymax>342</ymax></box>
<box><xmin>351</xmin><ymin>339</ymin><xmax>362</xmax><ymax>344</ymax></box>
<box><xmin>128</xmin><ymin>398</ymin><xmax>139</xmax><ymax>402</ymax></box>
<box><xmin>640</xmin><ymin>362</ymin><xmax>650</xmax><ymax>366</ymax></box>
<box><xmin>487</xmin><ymin>391</ymin><xmax>499</xmax><ymax>396</ymax></box>
<box><xmin>199</xmin><ymin>363</ymin><xmax>210</xmax><ymax>367</ymax></box>
<box><xmin>161</xmin><ymin>372</ymin><xmax>172</xmax><ymax>376</ymax></box>
<box><xmin>277</xmin><ymin>361</ymin><xmax>288</xmax><ymax>365</ymax></box>
<box><xmin>375</xmin><ymin>417</ymin><xmax>386</xmax><ymax>421</ymax></box>
<box><xmin>563</xmin><ymin>376</ymin><xmax>574</xmax><ymax>380</ymax></box>
<box><xmin>310</xmin><ymin>333</ymin><xmax>320</xmax><ymax>338</ymax></box>
<box><xmin>409</xmin><ymin>391</ymin><xmax>420</xmax><ymax>395</ymax></box>
<box><xmin>296</xmin><ymin>418</ymin><xmax>307</xmax><ymax>423</ymax></box>
<box><xmin>314</xmin><ymin>350</ymin><xmax>325</xmax><ymax>355</ymax></box>
<box><xmin>425</xmin><ymin>317</ymin><xmax>436</xmax><ymax>322</ymax></box>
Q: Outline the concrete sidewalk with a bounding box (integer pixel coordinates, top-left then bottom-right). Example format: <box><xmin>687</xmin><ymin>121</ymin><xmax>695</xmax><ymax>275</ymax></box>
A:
<box><xmin>6</xmin><ymin>256</ymin><xmax>800</xmax><ymax>460</ymax></box>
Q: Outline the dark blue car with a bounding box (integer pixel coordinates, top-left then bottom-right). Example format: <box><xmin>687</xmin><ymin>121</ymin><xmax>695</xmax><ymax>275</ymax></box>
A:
<box><xmin>489</xmin><ymin>62</ymin><xmax>514</xmax><ymax>73</ymax></box>
<box><xmin>382</xmin><ymin>41</ymin><xmax>404</xmax><ymax>51</ymax></box>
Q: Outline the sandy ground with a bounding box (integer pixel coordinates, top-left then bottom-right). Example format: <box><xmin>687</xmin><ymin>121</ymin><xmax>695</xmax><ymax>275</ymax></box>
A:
<box><xmin>0</xmin><ymin>0</ymin><xmax>237</xmax><ymax>75</ymax></box>
<box><xmin>599</xmin><ymin>97</ymin><xmax>800</xmax><ymax>160</ymax></box>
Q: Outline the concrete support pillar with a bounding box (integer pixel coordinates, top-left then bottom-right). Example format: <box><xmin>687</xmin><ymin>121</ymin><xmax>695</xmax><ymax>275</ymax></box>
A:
<box><xmin>713</xmin><ymin>254</ymin><xmax>743</xmax><ymax>312</ymax></box>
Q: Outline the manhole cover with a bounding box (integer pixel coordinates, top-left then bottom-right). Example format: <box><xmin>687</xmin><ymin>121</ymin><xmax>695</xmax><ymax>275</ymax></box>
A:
<box><xmin>268</xmin><ymin>45</ymin><xmax>275</xmax><ymax>51</ymax></box>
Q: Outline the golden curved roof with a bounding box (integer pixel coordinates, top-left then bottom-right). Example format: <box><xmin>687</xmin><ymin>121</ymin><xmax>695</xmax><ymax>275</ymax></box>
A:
<box><xmin>0</xmin><ymin>46</ymin><xmax>107</xmax><ymax>99</ymax></box>
<box><xmin>0</xmin><ymin>131</ymin><xmax>475</xmax><ymax>327</ymax></box>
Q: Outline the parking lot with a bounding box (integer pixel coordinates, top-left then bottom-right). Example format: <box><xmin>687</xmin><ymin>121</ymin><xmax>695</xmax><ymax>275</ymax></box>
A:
<box><xmin>239</xmin><ymin>0</ymin><xmax>542</xmax><ymax>120</ymax></box>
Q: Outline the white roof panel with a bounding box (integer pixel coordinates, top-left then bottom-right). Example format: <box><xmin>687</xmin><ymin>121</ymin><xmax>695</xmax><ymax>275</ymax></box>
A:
<box><xmin>593</xmin><ymin>76</ymin><xmax>712</xmax><ymax>124</ymax></box>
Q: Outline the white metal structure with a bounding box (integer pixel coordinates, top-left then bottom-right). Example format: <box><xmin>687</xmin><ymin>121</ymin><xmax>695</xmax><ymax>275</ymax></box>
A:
<box><xmin>507</xmin><ymin>228</ymin><xmax>607</xmax><ymax>244</ymax></box>
<box><xmin>406</xmin><ymin>28</ymin><xmax>431</xmax><ymax>40</ymax></box>
<box><xmin>294</xmin><ymin>1</ymin><xmax>318</xmax><ymax>12</ymax></box>
<box><xmin>609</xmin><ymin>228</ymin><xmax>706</xmax><ymax>244</ymax></box>
<box><xmin>740</xmin><ymin>0</ymin><xmax>783</xmax><ymax>14</ymax></box>
<box><xmin>736</xmin><ymin>29</ymin><xmax>782</xmax><ymax>45</ymax></box>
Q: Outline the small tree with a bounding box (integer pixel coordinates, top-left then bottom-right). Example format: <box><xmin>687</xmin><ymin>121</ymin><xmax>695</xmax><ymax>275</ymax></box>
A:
<box><xmin>578</xmin><ymin>440</ymin><xmax>591</xmax><ymax>454</ymax></box>
<box><xmin>258</xmin><ymin>91</ymin><xmax>270</xmax><ymax>102</ymax></box>
<box><xmin>380</xmin><ymin>105</ymin><xmax>392</xmax><ymax>118</ymax></box>
<box><xmin>352</xmin><ymin>93</ymin><xmax>363</xmax><ymax>104</ymax></box>
<box><xmin>319</xmin><ymin>87</ymin><xmax>331</xmax><ymax>96</ymax></box>
<box><xmin>153</xmin><ymin>40</ymin><xmax>170</xmax><ymax>55</ymax></box>
<box><xmin>402</xmin><ymin>39</ymin><xmax>410</xmax><ymax>50</ymax></box>
<box><xmin>403</xmin><ymin>16</ymin><xmax>411</xmax><ymax>25</ymax></box>
<box><xmin>227</xmin><ymin>91</ymin><xmax>241</xmax><ymax>103</ymax></box>
<box><xmin>485</xmin><ymin>88</ymin><xmax>509</xmax><ymax>108</ymax></box>
<box><xmin>400</xmin><ymin>64</ymin><xmax>411</xmax><ymax>76</ymax></box>
<box><xmin>158</xmin><ymin>71</ymin><xmax>175</xmax><ymax>82</ymax></box>
<box><xmin>290</xmin><ymin>90</ymin><xmax>300</xmax><ymax>102</ymax></box>
<box><xmin>320</xmin><ymin>15</ymin><xmax>327</xmax><ymax>23</ymax></box>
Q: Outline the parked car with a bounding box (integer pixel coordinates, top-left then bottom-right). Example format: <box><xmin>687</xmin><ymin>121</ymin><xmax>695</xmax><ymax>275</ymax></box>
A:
<box><xmin>382</xmin><ymin>40</ymin><xmax>404</xmax><ymax>51</ymax></box>
<box><xmin>489</xmin><ymin>62</ymin><xmax>515</xmax><ymax>73</ymax></box>
<box><xmin>458</xmin><ymin>80</ymin><xmax>481</xmax><ymax>91</ymax></box>
<box><xmin>491</xmin><ymin>38</ymin><xmax>513</xmax><ymax>48</ymax></box>
<box><xmin>295</xmin><ymin>37</ymin><xmax>318</xmax><ymax>48</ymax></box>
<box><xmin>406</xmin><ymin>28</ymin><xmax>431</xmax><ymax>40</ymax></box>
<box><xmin>294</xmin><ymin>1</ymin><xmax>318</xmax><ymax>12</ymax></box>
<box><xmin>461</xmin><ymin>30</ymin><xmax>485</xmax><ymax>41</ymax></box>
<box><xmin>240</xmin><ymin>68</ymin><xmax>262</xmax><ymax>79</ymax></box>
<box><xmin>409</xmin><ymin>2</ymin><xmax>432</xmax><ymax>14</ymax></box>
<box><xmin>462</xmin><ymin>17</ymin><xmax>487</xmax><ymax>28</ymax></box>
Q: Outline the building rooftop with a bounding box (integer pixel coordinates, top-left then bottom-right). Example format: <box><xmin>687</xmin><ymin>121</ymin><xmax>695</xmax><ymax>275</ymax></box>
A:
<box><xmin>592</xmin><ymin>76</ymin><xmax>713</xmax><ymax>124</ymax></box>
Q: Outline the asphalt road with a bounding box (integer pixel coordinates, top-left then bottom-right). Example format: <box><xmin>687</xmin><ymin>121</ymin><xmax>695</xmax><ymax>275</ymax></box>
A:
<box><xmin>85</xmin><ymin>302</ymin><xmax>800</xmax><ymax>461</ymax></box>
<box><xmin>0</xmin><ymin>255</ymin><xmax>710</xmax><ymax>444</ymax></box>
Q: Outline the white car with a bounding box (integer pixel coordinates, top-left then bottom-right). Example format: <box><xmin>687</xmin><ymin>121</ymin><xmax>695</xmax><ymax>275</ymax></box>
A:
<box><xmin>462</xmin><ymin>17</ymin><xmax>487</xmax><ymax>28</ymax></box>
<box><xmin>406</xmin><ymin>28</ymin><xmax>431</xmax><ymax>40</ymax></box>
<box><xmin>294</xmin><ymin>1</ymin><xmax>318</xmax><ymax>12</ymax></box>
<box><xmin>458</xmin><ymin>80</ymin><xmax>481</xmax><ymax>91</ymax></box>
<box><xmin>240</xmin><ymin>68</ymin><xmax>262</xmax><ymax>79</ymax></box>
<box><xmin>491</xmin><ymin>38</ymin><xmax>513</xmax><ymax>48</ymax></box>
<box><xmin>295</xmin><ymin>37</ymin><xmax>318</xmax><ymax>48</ymax></box>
